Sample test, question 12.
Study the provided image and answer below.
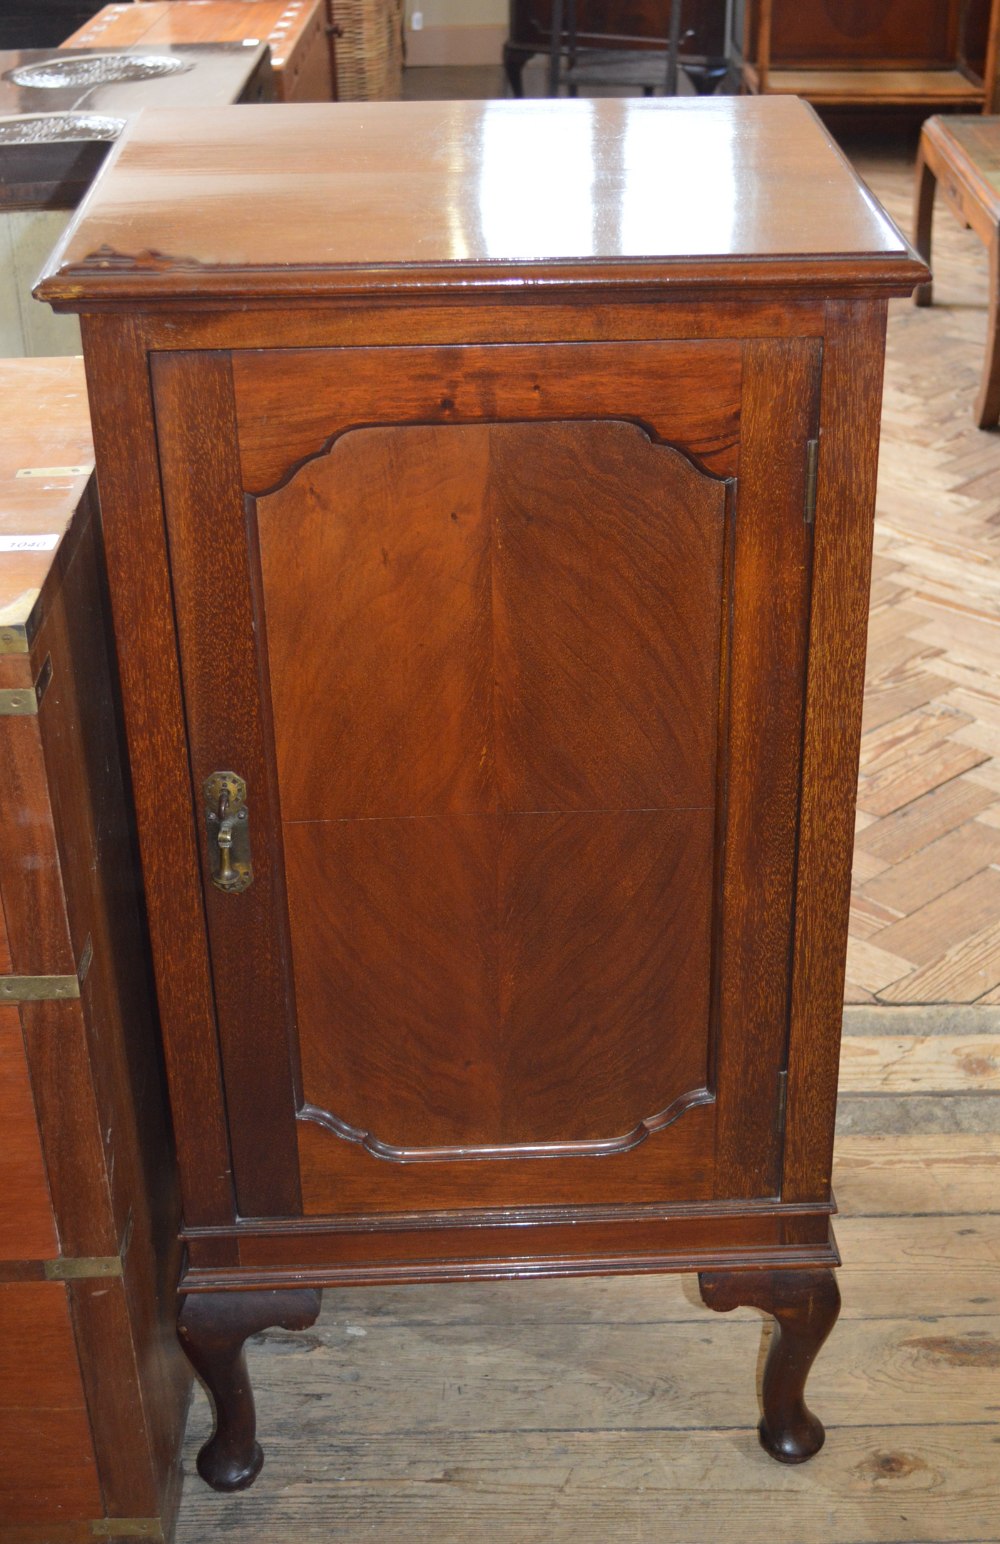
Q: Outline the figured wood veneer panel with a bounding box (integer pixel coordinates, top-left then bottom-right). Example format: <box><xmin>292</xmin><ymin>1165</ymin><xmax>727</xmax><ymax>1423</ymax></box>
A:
<box><xmin>286</xmin><ymin>809</ymin><xmax>714</xmax><ymax>1149</ymax></box>
<box><xmin>260</xmin><ymin>424</ymin><xmax>495</xmax><ymax>821</ymax></box>
<box><xmin>258</xmin><ymin>420</ymin><xmax>725</xmax><ymax>819</ymax></box>
<box><xmin>491</xmin><ymin>424</ymin><xmax>722</xmax><ymax>810</ymax></box>
<box><xmin>256</xmin><ymin>417</ymin><xmax>725</xmax><ymax>1167</ymax></box>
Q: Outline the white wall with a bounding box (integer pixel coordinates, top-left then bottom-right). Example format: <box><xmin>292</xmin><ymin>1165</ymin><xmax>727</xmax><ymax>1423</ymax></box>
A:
<box><xmin>410</xmin><ymin>0</ymin><xmax>506</xmax><ymax>22</ymax></box>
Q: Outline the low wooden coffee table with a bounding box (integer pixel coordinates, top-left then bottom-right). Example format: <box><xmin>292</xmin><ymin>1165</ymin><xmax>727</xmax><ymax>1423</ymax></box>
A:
<box><xmin>914</xmin><ymin>114</ymin><xmax>1000</xmax><ymax>428</ymax></box>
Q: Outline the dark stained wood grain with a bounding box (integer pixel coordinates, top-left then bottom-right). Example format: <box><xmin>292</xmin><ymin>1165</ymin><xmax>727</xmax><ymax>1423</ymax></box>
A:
<box><xmin>699</xmin><ymin>1266</ymin><xmax>841</xmax><ymax>1461</ymax></box>
<box><xmin>768</xmin><ymin>0</ymin><xmax>955</xmax><ymax>65</ymax></box>
<box><xmin>256</xmin><ymin>418</ymin><xmax>726</xmax><ymax>818</ymax></box>
<box><xmin>289</xmin><ymin>809</ymin><xmax>714</xmax><ymax>1153</ymax></box>
<box><xmin>507</xmin><ymin>0</ymin><xmax>727</xmax><ymax>59</ymax></box>
<box><xmin>712</xmin><ymin>338</ymin><xmax>820</xmax><ymax>1199</ymax></box>
<box><xmin>178</xmin><ymin>1288</ymin><xmax>322</xmax><ymax>1491</ymax></box>
<box><xmin>150</xmin><ymin>298</ymin><xmax>827</xmax><ymax>354</ymax></box>
<box><xmin>783</xmin><ymin>301</ymin><xmax>889</xmax><ymax>1205</ymax></box>
<box><xmin>80</xmin><ymin>314</ymin><xmax>237</xmax><ymax>1236</ymax></box>
<box><xmin>151</xmin><ymin>350</ymin><xmax>301</xmax><ymax>1221</ymax></box>
<box><xmin>35</xmin><ymin>97</ymin><xmax>926</xmax><ymax>1484</ymax></box>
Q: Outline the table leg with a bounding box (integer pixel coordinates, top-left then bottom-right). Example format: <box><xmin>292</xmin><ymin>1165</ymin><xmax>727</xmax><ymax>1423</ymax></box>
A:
<box><xmin>913</xmin><ymin>138</ymin><xmax>935</xmax><ymax>308</ymax></box>
<box><xmin>974</xmin><ymin>230</ymin><xmax>1000</xmax><ymax>430</ymax></box>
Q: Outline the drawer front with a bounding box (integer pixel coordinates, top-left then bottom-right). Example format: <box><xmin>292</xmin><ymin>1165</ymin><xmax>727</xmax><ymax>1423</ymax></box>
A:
<box><xmin>152</xmin><ymin>337</ymin><xmax>819</xmax><ymax>1222</ymax></box>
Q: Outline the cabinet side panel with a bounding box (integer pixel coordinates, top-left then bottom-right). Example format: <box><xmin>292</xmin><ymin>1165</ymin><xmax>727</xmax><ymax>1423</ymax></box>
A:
<box><xmin>713</xmin><ymin>336</ymin><xmax>820</xmax><ymax>1198</ymax></box>
<box><xmin>783</xmin><ymin>299</ymin><xmax>888</xmax><ymax>1205</ymax></box>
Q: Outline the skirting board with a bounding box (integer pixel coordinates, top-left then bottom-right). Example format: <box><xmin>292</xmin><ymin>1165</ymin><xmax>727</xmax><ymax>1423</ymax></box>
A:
<box><xmin>406</xmin><ymin>22</ymin><xmax>507</xmax><ymax>66</ymax></box>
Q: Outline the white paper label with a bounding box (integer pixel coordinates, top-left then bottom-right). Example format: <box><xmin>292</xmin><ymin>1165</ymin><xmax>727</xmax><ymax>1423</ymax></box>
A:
<box><xmin>0</xmin><ymin>535</ymin><xmax>61</xmax><ymax>553</ymax></box>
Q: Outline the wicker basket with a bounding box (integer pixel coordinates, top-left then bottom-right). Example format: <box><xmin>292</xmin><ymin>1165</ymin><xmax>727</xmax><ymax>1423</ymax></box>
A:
<box><xmin>331</xmin><ymin>0</ymin><xmax>404</xmax><ymax>100</ymax></box>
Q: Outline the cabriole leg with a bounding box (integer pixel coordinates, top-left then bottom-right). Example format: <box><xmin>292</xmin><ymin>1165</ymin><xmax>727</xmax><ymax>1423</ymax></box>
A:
<box><xmin>698</xmin><ymin>1268</ymin><xmax>841</xmax><ymax>1463</ymax></box>
<box><xmin>178</xmin><ymin>1287</ymin><xmax>322</xmax><ymax>1491</ymax></box>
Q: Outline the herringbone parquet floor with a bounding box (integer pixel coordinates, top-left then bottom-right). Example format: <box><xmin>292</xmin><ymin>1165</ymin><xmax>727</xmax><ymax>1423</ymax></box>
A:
<box><xmin>845</xmin><ymin>132</ymin><xmax>1000</xmax><ymax>1004</ymax></box>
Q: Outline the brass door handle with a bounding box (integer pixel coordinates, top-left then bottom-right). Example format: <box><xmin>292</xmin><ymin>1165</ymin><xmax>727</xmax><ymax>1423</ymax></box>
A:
<box><xmin>204</xmin><ymin>771</ymin><xmax>253</xmax><ymax>894</ymax></box>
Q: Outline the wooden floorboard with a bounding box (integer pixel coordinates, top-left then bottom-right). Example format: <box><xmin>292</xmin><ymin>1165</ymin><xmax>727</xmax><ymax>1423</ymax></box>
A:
<box><xmin>846</xmin><ymin>129</ymin><xmax>1000</xmax><ymax>1005</ymax></box>
<box><xmin>171</xmin><ymin>73</ymin><xmax>1000</xmax><ymax>1544</ymax></box>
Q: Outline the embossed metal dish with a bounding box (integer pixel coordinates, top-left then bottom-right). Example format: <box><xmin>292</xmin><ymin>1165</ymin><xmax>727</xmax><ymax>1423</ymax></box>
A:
<box><xmin>0</xmin><ymin>112</ymin><xmax>124</xmax><ymax>143</ymax></box>
<box><xmin>6</xmin><ymin>54</ymin><xmax>192</xmax><ymax>89</ymax></box>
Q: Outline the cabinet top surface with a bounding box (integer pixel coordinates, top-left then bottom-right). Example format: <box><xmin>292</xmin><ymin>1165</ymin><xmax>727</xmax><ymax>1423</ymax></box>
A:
<box><xmin>37</xmin><ymin>96</ymin><xmax>924</xmax><ymax>305</ymax></box>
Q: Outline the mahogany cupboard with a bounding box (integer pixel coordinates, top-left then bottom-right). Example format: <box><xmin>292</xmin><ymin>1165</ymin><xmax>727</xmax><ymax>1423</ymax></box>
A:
<box><xmin>37</xmin><ymin>96</ymin><xmax>926</xmax><ymax>1492</ymax></box>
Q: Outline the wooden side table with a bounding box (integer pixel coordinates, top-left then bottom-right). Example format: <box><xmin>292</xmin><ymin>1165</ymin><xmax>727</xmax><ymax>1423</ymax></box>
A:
<box><xmin>914</xmin><ymin>113</ymin><xmax>1000</xmax><ymax>428</ymax></box>
<box><xmin>37</xmin><ymin>96</ymin><xmax>926</xmax><ymax>1498</ymax></box>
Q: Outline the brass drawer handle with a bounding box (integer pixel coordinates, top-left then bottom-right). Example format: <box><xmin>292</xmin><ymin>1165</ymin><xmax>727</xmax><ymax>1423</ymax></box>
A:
<box><xmin>204</xmin><ymin>771</ymin><xmax>253</xmax><ymax>894</ymax></box>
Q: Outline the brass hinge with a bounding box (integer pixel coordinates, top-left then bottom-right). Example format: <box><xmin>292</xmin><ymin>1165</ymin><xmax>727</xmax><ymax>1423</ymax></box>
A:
<box><xmin>0</xmin><ymin>653</ymin><xmax>52</xmax><ymax>714</ymax></box>
<box><xmin>0</xmin><ymin>933</ymin><xmax>93</xmax><ymax>1002</ymax></box>
<box><xmin>44</xmin><ymin>1206</ymin><xmax>131</xmax><ymax>1282</ymax></box>
<box><xmin>775</xmin><ymin>1067</ymin><xmax>788</xmax><ymax>1135</ymax></box>
<box><xmin>803</xmin><ymin>438</ymin><xmax>819</xmax><ymax>525</ymax></box>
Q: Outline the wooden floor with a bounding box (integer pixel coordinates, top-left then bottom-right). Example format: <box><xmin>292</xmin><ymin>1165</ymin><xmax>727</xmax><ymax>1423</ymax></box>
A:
<box><xmin>174</xmin><ymin>1035</ymin><xmax>1000</xmax><ymax>1542</ymax></box>
<box><xmin>172</xmin><ymin>73</ymin><xmax>1000</xmax><ymax>1544</ymax></box>
<box><xmin>845</xmin><ymin>131</ymin><xmax>1000</xmax><ymax>1007</ymax></box>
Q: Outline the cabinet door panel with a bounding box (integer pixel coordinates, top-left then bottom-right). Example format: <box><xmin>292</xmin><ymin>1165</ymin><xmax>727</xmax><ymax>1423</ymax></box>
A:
<box><xmin>153</xmin><ymin>338</ymin><xmax>814</xmax><ymax>1222</ymax></box>
<box><xmin>261</xmin><ymin>418</ymin><xmax>724</xmax><ymax>1163</ymax></box>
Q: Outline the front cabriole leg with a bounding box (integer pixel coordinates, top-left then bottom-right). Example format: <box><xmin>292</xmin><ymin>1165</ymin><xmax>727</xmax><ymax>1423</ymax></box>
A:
<box><xmin>178</xmin><ymin>1287</ymin><xmax>322</xmax><ymax>1491</ymax></box>
<box><xmin>698</xmin><ymin>1268</ymin><xmax>841</xmax><ymax>1462</ymax></box>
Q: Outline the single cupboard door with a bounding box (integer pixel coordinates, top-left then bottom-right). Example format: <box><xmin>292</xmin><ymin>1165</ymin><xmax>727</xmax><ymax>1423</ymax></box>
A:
<box><xmin>151</xmin><ymin>336</ymin><xmax>819</xmax><ymax>1220</ymax></box>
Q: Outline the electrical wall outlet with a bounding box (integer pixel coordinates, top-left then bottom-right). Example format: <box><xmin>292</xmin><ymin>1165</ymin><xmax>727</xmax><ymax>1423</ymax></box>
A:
<box><xmin>410</xmin><ymin>9</ymin><xmax>423</xmax><ymax>28</ymax></box>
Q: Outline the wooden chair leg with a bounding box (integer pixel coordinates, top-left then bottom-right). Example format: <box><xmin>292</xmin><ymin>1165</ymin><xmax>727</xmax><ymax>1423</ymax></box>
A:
<box><xmin>698</xmin><ymin>1268</ymin><xmax>841</xmax><ymax>1463</ymax></box>
<box><xmin>974</xmin><ymin>232</ymin><xmax>1000</xmax><ymax>429</ymax></box>
<box><xmin>178</xmin><ymin>1287</ymin><xmax>323</xmax><ymax>1491</ymax></box>
<box><xmin>913</xmin><ymin>139</ymin><xmax>936</xmax><ymax>308</ymax></box>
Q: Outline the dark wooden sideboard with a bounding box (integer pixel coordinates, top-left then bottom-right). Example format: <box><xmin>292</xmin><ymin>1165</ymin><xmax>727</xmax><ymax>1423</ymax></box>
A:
<box><xmin>38</xmin><ymin>96</ymin><xmax>926</xmax><ymax>1495</ymax></box>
